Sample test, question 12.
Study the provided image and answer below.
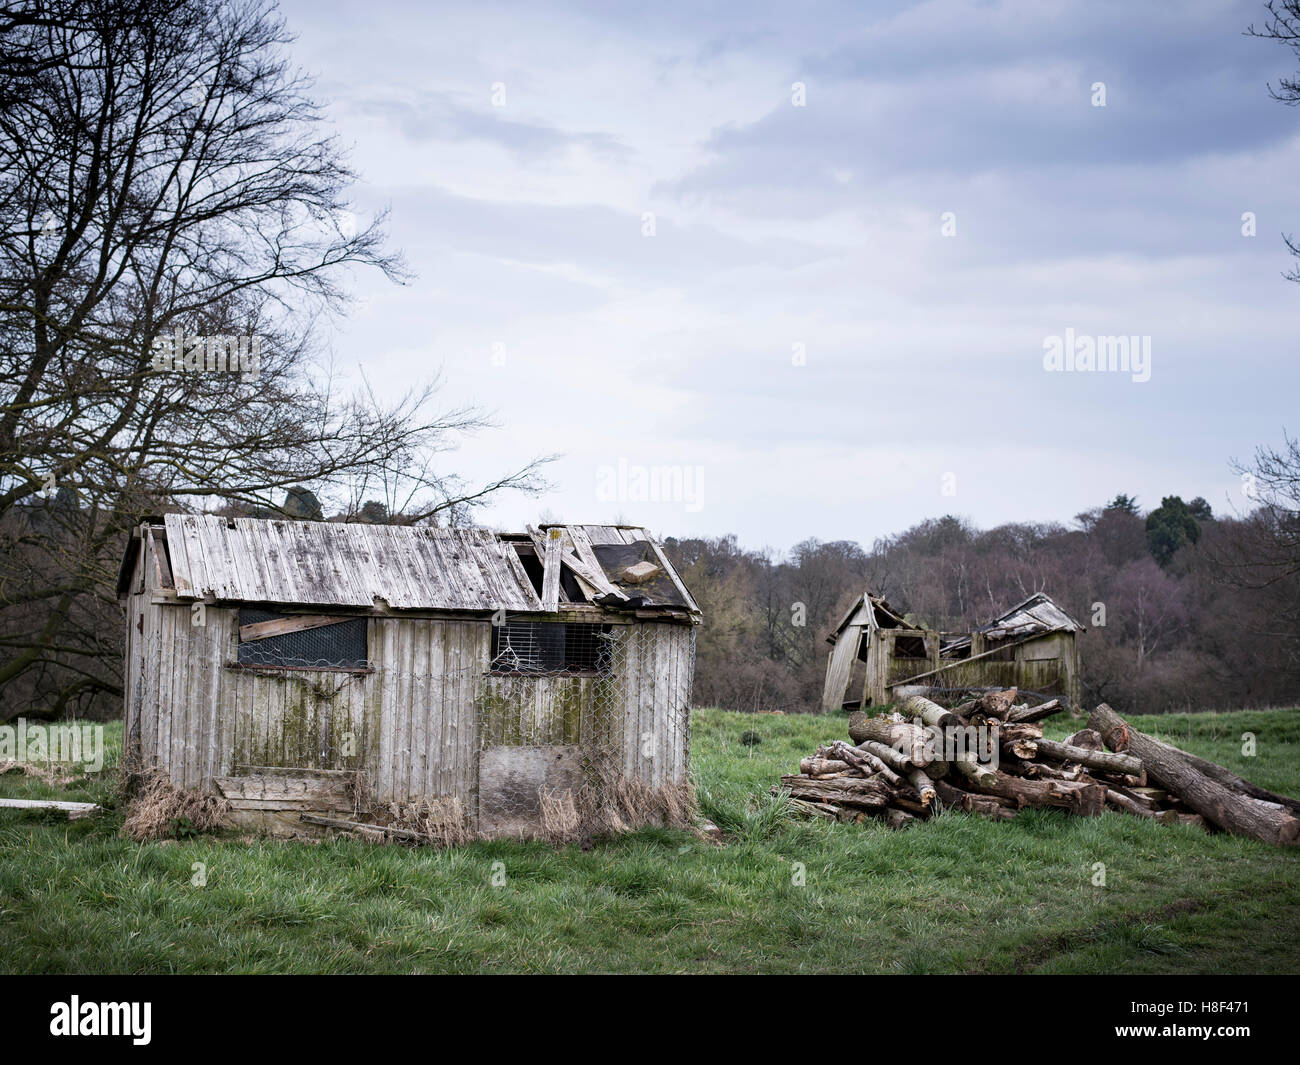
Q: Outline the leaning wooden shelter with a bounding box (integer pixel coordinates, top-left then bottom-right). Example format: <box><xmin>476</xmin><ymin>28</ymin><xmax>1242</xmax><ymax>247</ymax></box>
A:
<box><xmin>821</xmin><ymin>591</ymin><xmax>1083</xmax><ymax>712</ymax></box>
<box><xmin>118</xmin><ymin>514</ymin><xmax>700</xmax><ymax>839</ymax></box>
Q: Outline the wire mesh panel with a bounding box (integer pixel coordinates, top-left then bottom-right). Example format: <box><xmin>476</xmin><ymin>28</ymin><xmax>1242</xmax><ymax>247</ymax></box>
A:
<box><xmin>488</xmin><ymin>620</ymin><xmax>610</xmax><ymax>674</ymax></box>
<box><xmin>477</xmin><ymin>621</ymin><xmax>695</xmax><ymax>840</ymax></box>
<box><xmin>236</xmin><ymin>609</ymin><xmax>369</xmax><ymax>669</ymax></box>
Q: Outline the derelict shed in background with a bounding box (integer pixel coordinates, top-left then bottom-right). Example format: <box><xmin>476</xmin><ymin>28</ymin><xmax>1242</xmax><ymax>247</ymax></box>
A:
<box><xmin>821</xmin><ymin>591</ymin><xmax>1083</xmax><ymax>713</ymax></box>
<box><xmin>117</xmin><ymin>514</ymin><xmax>700</xmax><ymax>839</ymax></box>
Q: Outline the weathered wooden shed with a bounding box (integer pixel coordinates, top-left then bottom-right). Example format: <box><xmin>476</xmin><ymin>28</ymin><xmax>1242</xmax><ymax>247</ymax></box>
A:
<box><xmin>117</xmin><ymin>514</ymin><xmax>700</xmax><ymax>838</ymax></box>
<box><xmin>821</xmin><ymin>591</ymin><xmax>1082</xmax><ymax>712</ymax></box>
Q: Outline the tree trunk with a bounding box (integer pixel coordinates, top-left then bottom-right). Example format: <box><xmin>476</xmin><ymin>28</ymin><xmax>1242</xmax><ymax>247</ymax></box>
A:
<box><xmin>1134</xmin><ymin>735</ymin><xmax>1300</xmax><ymax>817</ymax></box>
<box><xmin>1089</xmin><ymin>703</ymin><xmax>1300</xmax><ymax>846</ymax></box>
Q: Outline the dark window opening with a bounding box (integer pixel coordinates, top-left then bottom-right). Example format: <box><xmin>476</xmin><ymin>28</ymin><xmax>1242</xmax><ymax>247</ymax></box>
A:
<box><xmin>237</xmin><ymin>609</ymin><xmax>368</xmax><ymax>669</ymax></box>
<box><xmin>893</xmin><ymin>635</ymin><xmax>927</xmax><ymax>659</ymax></box>
<box><xmin>490</xmin><ymin>621</ymin><xmax>611</xmax><ymax>674</ymax></box>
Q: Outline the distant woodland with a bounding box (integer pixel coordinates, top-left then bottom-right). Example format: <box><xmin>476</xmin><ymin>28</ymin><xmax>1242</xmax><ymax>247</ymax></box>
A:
<box><xmin>667</xmin><ymin>438</ymin><xmax>1300</xmax><ymax>716</ymax></box>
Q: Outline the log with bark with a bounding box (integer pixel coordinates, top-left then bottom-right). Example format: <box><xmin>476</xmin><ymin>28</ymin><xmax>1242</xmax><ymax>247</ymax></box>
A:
<box><xmin>1108</xmin><ymin>729</ymin><xmax>1300</xmax><ymax>817</ymax></box>
<box><xmin>847</xmin><ymin>713</ymin><xmax>939</xmax><ymax>767</ymax></box>
<box><xmin>1034</xmin><ymin>737</ymin><xmax>1143</xmax><ymax>777</ymax></box>
<box><xmin>898</xmin><ymin>694</ymin><xmax>962</xmax><ymax>730</ymax></box>
<box><xmin>1089</xmin><ymin>703</ymin><xmax>1300</xmax><ymax>846</ymax></box>
<box><xmin>780</xmin><ymin>774</ymin><xmax>897</xmax><ymax>810</ymax></box>
<box><xmin>1006</xmin><ymin>698</ymin><xmax>1063</xmax><ymax>724</ymax></box>
<box><xmin>826</xmin><ymin>740</ymin><xmax>903</xmax><ymax>786</ymax></box>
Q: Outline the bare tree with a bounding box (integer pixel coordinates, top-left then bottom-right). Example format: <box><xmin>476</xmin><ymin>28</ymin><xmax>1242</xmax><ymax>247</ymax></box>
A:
<box><xmin>0</xmin><ymin>0</ymin><xmax>549</xmax><ymax>717</ymax></box>
<box><xmin>1248</xmin><ymin>2</ymin><xmax>1300</xmax><ymax>279</ymax></box>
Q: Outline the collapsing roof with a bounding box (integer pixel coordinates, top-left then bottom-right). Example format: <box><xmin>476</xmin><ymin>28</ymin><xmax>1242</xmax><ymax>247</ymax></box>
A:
<box><xmin>942</xmin><ymin>593</ymin><xmax>1084</xmax><ymax>654</ymax></box>
<box><xmin>827</xmin><ymin>591</ymin><xmax>1082</xmax><ymax>647</ymax></box>
<box><xmin>118</xmin><ymin>514</ymin><xmax>700</xmax><ymax>619</ymax></box>
<box><xmin>820</xmin><ymin>587</ymin><xmax>1085</xmax><ymax>711</ymax></box>
<box><xmin>825</xmin><ymin>592</ymin><xmax>910</xmax><ymax>645</ymax></box>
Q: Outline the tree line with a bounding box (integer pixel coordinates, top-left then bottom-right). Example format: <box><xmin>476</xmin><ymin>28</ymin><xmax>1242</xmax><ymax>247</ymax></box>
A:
<box><xmin>665</xmin><ymin>438</ymin><xmax>1300</xmax><ymax>715</ymax></box>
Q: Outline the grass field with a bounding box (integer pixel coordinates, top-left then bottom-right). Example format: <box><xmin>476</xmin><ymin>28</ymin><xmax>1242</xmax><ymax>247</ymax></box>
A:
<box><xmin>2</xmin><ymin>708</ymin><xmax>1299</xmax><ymax>974</ymax></box>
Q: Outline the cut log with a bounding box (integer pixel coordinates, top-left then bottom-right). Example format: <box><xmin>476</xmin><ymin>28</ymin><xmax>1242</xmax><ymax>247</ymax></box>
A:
<box><xmin>854</xmin><ymin>739</ymin><xmax>913</xmax><ymax>775</ymax></box>
<box><xmin>826</xmin><ymin>741</ymin><xmax>902</xmax><ymax>786</ymax></box>
<box><xmin>1006</xmin><ymin>698</ymin><xmax>1062</xmax><ymax>723</ymax></box>
<box><xmin>779</xmin><ymin>774</ymin><xmax>896</xmax><ymax>810</ymax></box>
<box><xmin>1065</xmin><ymin>728</ymin><xmax>1105</xmax><ymax>751</ymax></box>
<box><xmin>898</xmin><ymin>694</ymin><xmax>961</xmax><ymax>730</ymax></box>
<box><xmin>1107</xmin><ymin>782</ymin><xmax>1161</xmax><ymax>812</ymax></box>
<box><xmin>949</xmin><ymin>756</ymin><xmax>999</xmax><ymax>790</ymax></box>
<box><xmin>935</xmin><ymin>780</ymin><xmax>1018</xmax><ymax>820</ymax></box>
<box><xmin>847</xmin><ymin>714</ymin><xmax>938</xmax><ymax>767</ymax></box>
<box><xmin>1000</xmin><ymin>722</ymin><xmax>1042</xmax><ymax>760</ymax></box>
<box><xmin>952</xmin><ymin>773</ymin><xmax>1106</xmax><ymax>815</ymax></box>
<box><xmin>1089</xmin><ymin>703</ymin><xmax>1300</xmax><ymax>846</ymax></box>
<box><xmin>1035</xmin><ymin>737</ymin><xmax>1143</xmax><ymax>777</ymax></box>
<box><xmin>800</xmin><ymin>757</ymin><xmax>853</xmax><ymax>777</ymax></box>
<box><xmin>975</xmin><ymin>688</ymin><xmax>1019</xmax><ymax>717</ymax></box>
<box><xmin>906</xmin><ymin>767</ymin><xmax>937</xmax><ymax>809</ymax></box>
<box><xmin>1105</xmin><ymin>789</ymin><xmax>1159</xmax><ymax>819</ymax></box>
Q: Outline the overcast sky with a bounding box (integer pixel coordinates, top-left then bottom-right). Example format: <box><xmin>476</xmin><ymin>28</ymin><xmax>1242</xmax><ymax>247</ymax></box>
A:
<box><xmin>276</xmin><ymin>0</ymin><xmax>1299</xmax><ymax>552</ymax></box>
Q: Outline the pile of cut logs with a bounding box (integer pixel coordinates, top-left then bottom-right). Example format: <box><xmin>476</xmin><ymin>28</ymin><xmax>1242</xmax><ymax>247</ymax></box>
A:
<box><xmin>775</xmin><ymin>690</ymin><xmax>1300</xmax><ymax>846</ymax></box>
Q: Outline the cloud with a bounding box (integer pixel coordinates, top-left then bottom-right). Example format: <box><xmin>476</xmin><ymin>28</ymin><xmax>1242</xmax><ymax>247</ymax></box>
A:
<box><xmin>355</xmin><ymin>90</ymin><xmax>633</xmax><ymax>162</ymax></box>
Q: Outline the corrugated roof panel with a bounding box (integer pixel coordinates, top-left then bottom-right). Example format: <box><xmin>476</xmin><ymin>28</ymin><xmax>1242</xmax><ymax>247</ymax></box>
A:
<box><xmin>162</xmin><ymin>514</ymin><xmax>543</xmax><ymax>611</ymax></box>
<box><xmin>141</xmin><ymin>516</ymin><xmax>700</xmax><ymax>616</ymax></box>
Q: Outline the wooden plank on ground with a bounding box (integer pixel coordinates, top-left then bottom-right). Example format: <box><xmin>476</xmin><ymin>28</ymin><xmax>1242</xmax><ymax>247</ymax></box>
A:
<box><xmin>0</xmin><ymin>798</ymin><xmax>100</xmax><ymax>818</ymax></box>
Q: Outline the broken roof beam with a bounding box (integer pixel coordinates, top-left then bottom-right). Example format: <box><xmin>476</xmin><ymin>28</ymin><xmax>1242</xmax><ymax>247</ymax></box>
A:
<box><xmin>540</xmin><ymin>526</ymin><xmax>563</xmax><ymax>612</ymax></box>
<box><xmin>887</xmin><ymin>632</ymin><xmax>1042</xmax><ymax>687</ymax></box>
<box><xmin>563</xmin><ymin>526</ymin><xmax>629</xmax><ymax>600</ymax></box>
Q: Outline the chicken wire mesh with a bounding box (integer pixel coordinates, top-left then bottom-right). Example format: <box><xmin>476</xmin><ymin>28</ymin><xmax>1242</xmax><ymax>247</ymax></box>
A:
<box><xmin>477</xmin><ymin>620</ymin><xmax>695</xmax><ymax>839</ymax></box>
<box><xmin>126</xmin><ymin>612</ymin><xmax>695</xmax><ymax>841</ymax></box>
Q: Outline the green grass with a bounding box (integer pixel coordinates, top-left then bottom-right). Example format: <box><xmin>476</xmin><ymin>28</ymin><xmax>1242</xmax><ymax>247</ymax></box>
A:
<box><xmin>1</xmin><ymin>709</ymin><xmax>1299</xmax><ymax>973</ymax></box>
